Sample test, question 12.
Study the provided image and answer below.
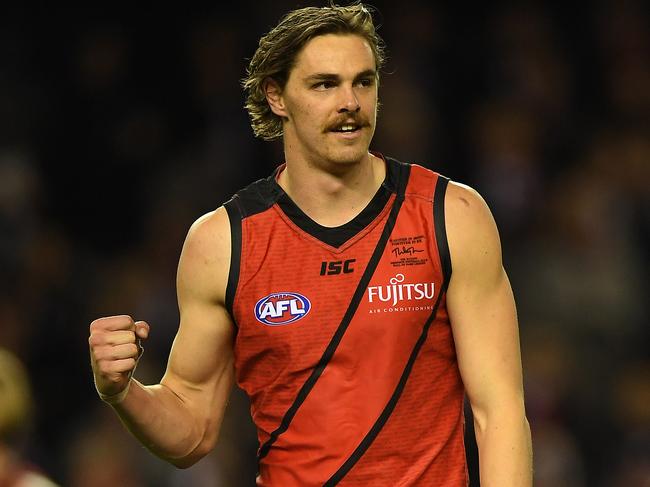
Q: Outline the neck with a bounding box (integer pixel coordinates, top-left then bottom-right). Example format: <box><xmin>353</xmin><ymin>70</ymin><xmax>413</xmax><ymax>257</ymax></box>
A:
<box><xmin>277</xmin><ymin>152</ymin><xmax>385</xmax><ymax>227</ymax></box>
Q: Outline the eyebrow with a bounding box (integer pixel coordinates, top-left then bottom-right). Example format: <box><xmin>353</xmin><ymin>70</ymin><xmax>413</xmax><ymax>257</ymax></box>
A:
<box><xmin>304</xmin><ymin>69</ymin><xmax>377</xmax><ymax>83</ymax></box>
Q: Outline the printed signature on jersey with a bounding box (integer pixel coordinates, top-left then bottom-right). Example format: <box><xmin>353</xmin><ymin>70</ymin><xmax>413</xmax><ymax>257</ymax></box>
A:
<box><xmin>391</xmin><ymin>246</ymin><xmax>424</xmax><ymax>257</ymax></box>
<box><xmin>389</xmin><ymin>235</ymin><xmax>428</xmax><ymax>267</ymax></box>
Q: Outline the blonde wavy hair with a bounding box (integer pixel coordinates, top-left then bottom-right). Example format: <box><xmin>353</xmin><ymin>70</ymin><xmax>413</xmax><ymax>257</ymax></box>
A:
<box><xmin>242</xmin><ymin>2</ymin><xmax>386</xmax><ymax>140</ymax></box>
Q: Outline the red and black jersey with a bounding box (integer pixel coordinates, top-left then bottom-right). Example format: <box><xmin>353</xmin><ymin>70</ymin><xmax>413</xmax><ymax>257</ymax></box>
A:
<box><xmin>224</xmin><ymin>156</ymin><xmax>467</xmax><ymax>486</ymax></box>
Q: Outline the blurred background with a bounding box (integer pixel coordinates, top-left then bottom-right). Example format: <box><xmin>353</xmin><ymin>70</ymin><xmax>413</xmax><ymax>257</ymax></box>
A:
<box><xmin>0</xmin><ymin>1</ymin><xmax>648</xmax><ymax>485</ymax></box>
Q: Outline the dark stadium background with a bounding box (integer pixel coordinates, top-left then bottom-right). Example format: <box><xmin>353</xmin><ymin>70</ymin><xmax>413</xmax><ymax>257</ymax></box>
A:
<box><xmin>1</xmin><ymin>1</ymin><xmax>648</xmax><ymax>485</ymax></box>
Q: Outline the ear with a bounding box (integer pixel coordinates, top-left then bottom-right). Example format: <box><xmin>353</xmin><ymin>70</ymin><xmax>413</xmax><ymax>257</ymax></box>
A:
<box><xmin>263</xmin><ymin>78</ymin><xmax>288</xmax><ymax>118</ymax></box>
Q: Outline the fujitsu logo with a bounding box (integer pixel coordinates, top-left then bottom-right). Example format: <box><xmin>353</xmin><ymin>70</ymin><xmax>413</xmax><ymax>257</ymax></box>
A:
<box><xmin>367</xmin><ymin>273</ymin><xmax>435</xmax><ymax>306</ymax></box>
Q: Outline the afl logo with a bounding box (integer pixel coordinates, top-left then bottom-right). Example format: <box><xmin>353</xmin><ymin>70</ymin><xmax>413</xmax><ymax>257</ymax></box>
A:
<box><xmin>254</xmin><ymin>292</ymin><xmax>312</xmax><ymax>326</ymax></box>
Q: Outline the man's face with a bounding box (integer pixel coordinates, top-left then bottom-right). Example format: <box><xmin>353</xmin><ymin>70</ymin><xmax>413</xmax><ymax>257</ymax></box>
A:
<box><xmin>274</xmin><ymin>34</ymin><xmax>378</xmax><ymax>168</ymax></box>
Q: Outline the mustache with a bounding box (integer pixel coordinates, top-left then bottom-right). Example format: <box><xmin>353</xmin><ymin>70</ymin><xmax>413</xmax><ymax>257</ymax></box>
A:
<box><xmin>325</xmin><ymin>114</ymin><xmax>370</xmax><ymax>131</ymax></box>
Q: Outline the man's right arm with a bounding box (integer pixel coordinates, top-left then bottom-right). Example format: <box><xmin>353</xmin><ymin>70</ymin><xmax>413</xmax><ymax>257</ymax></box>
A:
<box><xmin>89</xmin><ymin>206</ymin><xmax>236</xmax><ymax>468</ymax></box>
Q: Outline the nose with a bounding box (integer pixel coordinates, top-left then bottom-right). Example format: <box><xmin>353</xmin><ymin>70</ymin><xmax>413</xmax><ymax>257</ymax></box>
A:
<box><xmin>338</xmin><ymin>85</ymin><xmax>360</xmax><ymax>113</ymax></box>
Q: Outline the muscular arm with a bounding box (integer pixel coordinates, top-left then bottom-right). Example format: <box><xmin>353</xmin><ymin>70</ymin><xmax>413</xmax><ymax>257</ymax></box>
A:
<box><xmin>444</xmin><ymin>182</ymin><xmax>533</xmax><ymax>486</ymax></box>
<box><xmin>91</xmin><ymin>207</ymin><xmax>236</xmax><ymax>468</ymax></box>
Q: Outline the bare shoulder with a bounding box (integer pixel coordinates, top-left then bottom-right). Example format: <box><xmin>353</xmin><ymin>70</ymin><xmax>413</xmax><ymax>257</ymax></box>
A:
<box><xmin>178</xmin><ymin>206</ymin><xmax>232</xmax><ymax>305</ymax></box>
<box><xmin>445</xmin><ymin>181</ymin><xmax>494</xmax><ymax>226</ymax></box>
<box><xmin>184</xmin><ymin>206</ymin><xmax>231</xmax><ymax>256</ymax></box>
<box><xmin>444</xmin><ymin>181</ymin><xmax>502</xmax><ymax>274</ymax></box>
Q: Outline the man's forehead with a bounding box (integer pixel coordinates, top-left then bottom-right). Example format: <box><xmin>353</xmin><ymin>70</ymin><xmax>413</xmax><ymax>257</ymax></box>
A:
<box><xmin>292</xmin><ymin>34</ymin><xmax>376</xmax><ymax>75</ymax></box>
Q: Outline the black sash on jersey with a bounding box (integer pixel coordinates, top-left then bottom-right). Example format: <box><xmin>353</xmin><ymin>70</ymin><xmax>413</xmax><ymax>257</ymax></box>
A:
<box><xmin>256</xmin><ymin>160</ymin><xmax>411</xmax><ymax>466</ymax></box>
<box><xmin>324</xmin><ymin>174</ymin><xmax>451</xmax><ymax>485</ymax></box>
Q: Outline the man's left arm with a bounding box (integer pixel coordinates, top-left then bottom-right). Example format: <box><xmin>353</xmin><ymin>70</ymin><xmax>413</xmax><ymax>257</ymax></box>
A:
<box><xmin>444</xmin><ymin>181</ymin><xmax>533</xmax><ymax>486</ymax></box>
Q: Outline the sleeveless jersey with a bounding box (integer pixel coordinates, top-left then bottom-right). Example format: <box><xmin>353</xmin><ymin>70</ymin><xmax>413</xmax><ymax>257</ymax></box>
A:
<box><xmin>224</xmin><ymin>156</ymin><xmax>467</xmax><ymax>486</ymax></box>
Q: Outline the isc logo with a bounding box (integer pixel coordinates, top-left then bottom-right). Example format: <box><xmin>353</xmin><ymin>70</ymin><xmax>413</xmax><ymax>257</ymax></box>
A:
<box><xmin>254</xmin><ymin>292</ymin><xmax>312</xmax><ymax>326</ymax></box>
<box><xmin>320</xmin><ymin>259</ymin><xmax>356</xmax><ymax>276</ymax></box>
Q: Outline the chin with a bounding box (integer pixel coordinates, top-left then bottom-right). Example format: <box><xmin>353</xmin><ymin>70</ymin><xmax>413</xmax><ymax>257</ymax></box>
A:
<box><xmin>328</xmin><ymin>146</ymin><xmax>369</xmax><ymax>166</ymax></box>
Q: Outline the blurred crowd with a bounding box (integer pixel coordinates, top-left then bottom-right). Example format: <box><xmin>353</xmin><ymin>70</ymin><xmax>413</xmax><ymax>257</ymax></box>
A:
<box><xmin>1</xmin><ymin>1</ymin><xmax>648</xmax><ymax>486</ymax></box>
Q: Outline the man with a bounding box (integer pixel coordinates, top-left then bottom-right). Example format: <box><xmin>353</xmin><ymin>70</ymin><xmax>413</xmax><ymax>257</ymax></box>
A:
<box><xmin>0</xmin><ymin>349</ymin><xmax>60</xmax><ymax>487</ymax></box>
<box><xmin>89</xmin><ymin>3</ymin><xmax>532</xmax><ymax>485</ymax></box>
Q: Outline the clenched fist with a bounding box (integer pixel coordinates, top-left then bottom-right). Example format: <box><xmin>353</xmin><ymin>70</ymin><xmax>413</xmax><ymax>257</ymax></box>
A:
<box><xmin>89</xmin><ymin>315</ymin><xmax>149</xmax><ymax>404</ymax></box>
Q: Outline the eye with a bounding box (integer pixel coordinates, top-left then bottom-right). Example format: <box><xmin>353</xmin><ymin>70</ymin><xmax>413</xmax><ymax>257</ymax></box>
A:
<box><xmin>357</xmin><ymin>78</ymin><xmax>375</xmax><ymax>88</ymax></box>
<box><xmin>313</xmin><ymin>80</ymin><xmax>336</xmax><ymax>90</ymax></box>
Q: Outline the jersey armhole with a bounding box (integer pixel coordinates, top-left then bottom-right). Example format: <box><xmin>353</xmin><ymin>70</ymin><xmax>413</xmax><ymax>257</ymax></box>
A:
<box><xmin>224</xmin><ymin>197</ymin><xmax>242</xmax><ymax>327</ymax></box>
<box><xmin>433</xmin><ymin>175</ymin><xmax>452</xmax><ymax>289</ymax></box>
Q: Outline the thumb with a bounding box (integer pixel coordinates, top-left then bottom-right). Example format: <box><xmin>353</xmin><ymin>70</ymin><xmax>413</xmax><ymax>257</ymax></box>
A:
<box><xmin>134</xmin><ymin>321</ymin><xmax>150</xmax><ymax>340</ymax></box>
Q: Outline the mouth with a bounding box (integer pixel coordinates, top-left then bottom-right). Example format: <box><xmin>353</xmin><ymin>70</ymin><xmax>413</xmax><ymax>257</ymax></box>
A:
<box><xmin>329</xmin><ymin>122</ymin><xmax>366</xmax><ymax>138</ymax></box>
<box><xmin>332</xmin><ymin>123</ymin><xmax>360</xmax><ymax>133</ymax></box>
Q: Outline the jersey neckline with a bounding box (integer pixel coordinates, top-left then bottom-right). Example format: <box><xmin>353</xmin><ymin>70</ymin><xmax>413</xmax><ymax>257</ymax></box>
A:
<box><xmin>268</xmin><ymin>154</ymin><xmax>401</xmax><ymax>249</ymax></box>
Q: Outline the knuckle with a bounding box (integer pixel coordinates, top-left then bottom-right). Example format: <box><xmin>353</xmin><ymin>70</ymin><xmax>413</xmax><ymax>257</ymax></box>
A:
<box><xmin>88</xmin><ymin>333</ymin><xmax>102</xmax><ymax>347</ymax></box>
<box><xmin>90</xmin><ymin>317</ymin><xmax>111</xmax><ymax>332</ymax></box>
<box><xmin>96</xmin><ymin>349</ymin><xmax>111</xmax><ymax>362</ymax></box>
<box><xmin>120</xmin><ymin>315</ymin><xmax>134</xmax><ymax>326</ymax></box>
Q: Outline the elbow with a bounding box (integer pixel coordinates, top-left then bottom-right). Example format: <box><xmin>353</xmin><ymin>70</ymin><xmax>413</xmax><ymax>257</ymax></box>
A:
<box><xmin>471</xmin><ymin>397</ymin><xmax>529</xmax><ymax>438</ymax></box>
<box><xmin>154</xmin><ymin>391</ymin><xmax>224</xmax><ymax>469</ymax></box>
<box><xmin>166</xmin><ymin>441</ymin><xmax>214</xmax><ymax>469</ymax></box>
<box><xmin>168</xmin><ymin>455</ymin><xmax>200</xmax><ymax>470</ymax></box>
<box><xmin>166</xmin><ymin>427</ymin><xmax>219</xmax><ymax>469</ymax></box>
<box><xmin>169</xmin><ymin>453</ymin><xmax>204</xmax><ymax>469</ymax></box>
